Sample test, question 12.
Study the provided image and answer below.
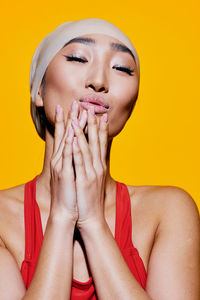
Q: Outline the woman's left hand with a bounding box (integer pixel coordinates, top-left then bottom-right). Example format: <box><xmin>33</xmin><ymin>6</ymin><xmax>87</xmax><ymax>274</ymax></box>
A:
<box><xmin>71</xmin><ymin>105</ymin><xmax>108</xmax><ymax>230</ymax></box>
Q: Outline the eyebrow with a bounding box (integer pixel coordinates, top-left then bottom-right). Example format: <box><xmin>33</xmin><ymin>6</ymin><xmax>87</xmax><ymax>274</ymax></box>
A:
<box><xmin>62</xmin><ymin>37</ymin><xmax>136</xmax><ymax>63</ymax></box>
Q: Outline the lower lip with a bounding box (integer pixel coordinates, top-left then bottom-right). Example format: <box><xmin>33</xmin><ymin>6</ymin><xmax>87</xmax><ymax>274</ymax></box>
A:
<box><xmin>79</xmin><ymin>101</ymin><xmax>109</xmax><ymax>113</ymax></box>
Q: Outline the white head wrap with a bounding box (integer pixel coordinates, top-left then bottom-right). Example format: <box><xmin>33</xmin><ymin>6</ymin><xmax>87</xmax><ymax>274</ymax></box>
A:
<box><xmin>30</xmin><ymin>18</ymin><xmax>140</xmax><ymax>140</ymax></box>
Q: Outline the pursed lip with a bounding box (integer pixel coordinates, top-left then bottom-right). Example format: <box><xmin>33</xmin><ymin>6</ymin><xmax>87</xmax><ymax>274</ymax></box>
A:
<box><xmin>79</xmin><ymin>94</ymin><xmax>109</xmax><ymax>109</ymax></box>
<box><xmin>79</xmin><ymin>101</ymin><xmax>109</xmax><ymax>113</ymax></box>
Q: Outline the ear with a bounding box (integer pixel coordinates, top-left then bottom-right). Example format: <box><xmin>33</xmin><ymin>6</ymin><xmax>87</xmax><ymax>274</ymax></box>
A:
<box><xmin>35</xmin><ymin>85</ymin><xmax>44</xmax><ymax>107</ymax></box>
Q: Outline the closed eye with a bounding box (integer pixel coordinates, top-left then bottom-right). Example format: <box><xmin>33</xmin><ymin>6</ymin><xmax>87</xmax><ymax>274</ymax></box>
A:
<box><xmin>64</xmin><ymin>55</ymin><xmax>87</xmax><ymax>63</ymax></box>
<box><xmin>113</xmin><ymin>66</ymin><xmax>134</xmax><ymax>75</ymax></box>
<box><xmin>64</xmin><ymin>55</ymin><xmax>134</xmax><ymax>75</ymax></box>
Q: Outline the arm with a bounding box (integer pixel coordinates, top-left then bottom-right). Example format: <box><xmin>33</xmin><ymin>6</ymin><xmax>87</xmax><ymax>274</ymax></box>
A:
<box><xmin>23</xmin><ymin>217</ymin><xmax>75</xmax><ymax>300</ymax></box>
<box><xmin>0</xmin><ymin>103</ymin><xmax>80</xmax><ymax>300</ymax></box>
<box><xmin>71</xmin><ymin>106</ymin><xmax>200</xmax><ymax>299</ymax></box>
<box><xmin>145</xmin><ymin>187</ymin><xmax>200</xmax><ymax>300</ymax></box>
<box><xmin>0</xmin><ymin>218</ymin><xmax>75</xmax><ymax>300</ymax></box>
<box><xmin>24</xmin><ymin>104</ymin><xmax>77</xmax><ymax>300</ymax></box>
<box><xmin>80</xmin><ymin>187</ymin><xmax>200</xmax><ymax>300</ymax></box>
<box><xmin>80</xmin><ymin>220</ymin><xmax>151</xmax><ymax>300</ymax></box>
<box><xmin>71</xmin><ymin>109</ymin><xmax>151</xmax><ymax>299</ymax></box>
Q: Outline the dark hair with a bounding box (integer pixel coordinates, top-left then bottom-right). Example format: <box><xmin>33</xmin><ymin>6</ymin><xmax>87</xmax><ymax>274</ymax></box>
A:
<box><xmin>41</xmin><ymin>72</ymin><xmax>46</xmax><ymax>98</ymax></box>
<box><xmin>36</xmin><ymin>72</ymin><xmax>47</xmax><ymax>139</ymax></box>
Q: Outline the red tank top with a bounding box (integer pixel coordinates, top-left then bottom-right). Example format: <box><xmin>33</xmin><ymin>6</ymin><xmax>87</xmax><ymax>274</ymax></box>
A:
<box><xmin>20</xmin><ymin>175</ymin><xmax>147</xmax><ymax>298</ymax></box>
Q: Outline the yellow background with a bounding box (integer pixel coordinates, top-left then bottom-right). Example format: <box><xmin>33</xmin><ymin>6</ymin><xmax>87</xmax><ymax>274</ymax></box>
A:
<box><xmin>0</xmin><ymin>1</ymin><xmax>199</xmax><ymax>210</ymax></box>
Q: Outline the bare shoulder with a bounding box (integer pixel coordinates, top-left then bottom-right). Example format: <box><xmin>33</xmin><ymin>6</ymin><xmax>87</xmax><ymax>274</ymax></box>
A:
<box><xmin>0</xmin><ymin>183</ymin><xmax>25</xmax><ymax>247</ymax></box>
<box><xmin>127</xmin><ymin>183</ymin><xmax>199</xmax><ymax>223</ymax></box>
<box><xmin>0</xmin><ymin>183</ymin><xmax>25</xmax><ymax>213</ymax></box>
<box><xmin>126</xmin><ymin>184</ymin><xmax>200</xmax><ymax>299</ymax></box>
<box><xmin>126</xmin><ymin>184</ymin><xmax>199</xmax><ymax>259</ymax></box>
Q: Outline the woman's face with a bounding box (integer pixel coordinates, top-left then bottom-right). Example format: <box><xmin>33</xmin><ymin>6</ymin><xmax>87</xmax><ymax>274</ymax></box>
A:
<box><xmin>36</xmin><ymin>33</ymin><xmax>139</xmax><ymax>138</ymax></box>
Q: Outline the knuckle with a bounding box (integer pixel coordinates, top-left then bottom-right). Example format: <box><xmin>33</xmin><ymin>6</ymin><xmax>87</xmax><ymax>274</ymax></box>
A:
<box><xmin>74</xmin><ymin>146</ymin><xmax>81</xmax><ymax>154</ymax></box>
<box><xmin>57</xmin><ymin>172</ymin><xmax>64</xmax><ymax>181</ymax></box>
<box><xmin>74</xmin><ymin>154</ymin><xmax>83</xmax><ymax>166</ymax></box>
<box><xmin>65</xmin><ymin>137</ymin><xmax>71</xmax><ymax>146</ymax></box>
<box><xmin>57</xmin><ymin>171</ymin><xmax>62</xmax><ymax>179</ymax></box>
<box><xmin>96</xmin><ymin>165</ymin><xmax>104</xmax><ymax>177</ymax></box>
<box><xmin>88</xmin><ymin>171</ymin><xmax>96</xmax><ymax>182</ymax></box>
<box><xmin>56</xmin><ymin>118</ymin><xmax>63</xmax><ymax>124</ymax></box>
<box><xmin>59</xmin><ymin>169</ymin><xmax>70</xmax><ymax>180</ymax></box>
<box><xmin>53</xmin><ymin>164</ymin><xmax>60</xmax><ymax>175</ymax></box>
<box><xmin>50</xmin><ymin>159</ymin><xmax>56</xmax><ymax>170</ymax></box>
<box><xmin>63</xmin><ymin>142</ymin><xmax>73</xmax><ymax>157</ymax></box>
<box><xmin>63</xmin><ymin>148</ymin><xmax>72</xmax><ymax>158</ymax></box>
<box><xmin>76</xmin><ymin>130</ymin><xmax>82</xmax><ymax>138</ymax></box>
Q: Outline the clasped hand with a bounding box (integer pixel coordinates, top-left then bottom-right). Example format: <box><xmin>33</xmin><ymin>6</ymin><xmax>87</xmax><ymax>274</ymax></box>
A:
<box><xmin>50</xmin><ymin>100</ymin><xmax>108</xmax><ymax>230</ymax></box>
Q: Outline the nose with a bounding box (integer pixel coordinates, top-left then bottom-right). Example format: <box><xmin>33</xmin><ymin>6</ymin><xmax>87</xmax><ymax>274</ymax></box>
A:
<box><xmin>85</xmin><ymin>65</ymin><xmax>109</xmax><ymax>93</ymax></box>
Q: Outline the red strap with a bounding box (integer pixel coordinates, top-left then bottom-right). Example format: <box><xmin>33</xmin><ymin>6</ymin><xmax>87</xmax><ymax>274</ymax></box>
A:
<box><xmin>115</xmin><ymin>181</ymin><xmax>133</xmax><ymax>250</ymax></box>
<box><xmin>24</xmin><ymin>176</ymin><xmax>36</xmax><ymax>261</ymax></box>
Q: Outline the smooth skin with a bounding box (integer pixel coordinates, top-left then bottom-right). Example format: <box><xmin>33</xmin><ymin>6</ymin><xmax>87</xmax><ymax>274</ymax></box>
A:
<box><xmin>0</xmin><ymin>33</ymin><xmax>199</xmax><ymax>300</ymax></box>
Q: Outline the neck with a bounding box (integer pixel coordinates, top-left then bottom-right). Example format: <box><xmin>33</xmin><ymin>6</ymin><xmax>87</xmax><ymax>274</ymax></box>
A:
<box><xmin>36</xmin><ymin>128</ymin><xmax>115</xmax><ymax>207</ymax></box>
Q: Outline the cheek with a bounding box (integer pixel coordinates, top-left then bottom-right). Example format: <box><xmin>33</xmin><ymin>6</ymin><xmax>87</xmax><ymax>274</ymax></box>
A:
<box><xmin>113</xmin><ymin>78</ymin><xmax>138</xmax><ymax>118</ymax></box>
<box><xmin>46</xmin><ymin>63</ymin><xmax>78</xmax><ymax>95</ymax></box>
<box><xmin>115</xmin><ymin>78</ymin><xmax>138</xmax><ymax>108</ymax></box>
<box><xmin>109</xmin><ymin>78</ymin><xmax>139</xmax><ymax>137</ymax></box>
<box><xmin>42</xmin><ymin>64</ymin><xmax>82</xmax><ymax>123</ymax></box>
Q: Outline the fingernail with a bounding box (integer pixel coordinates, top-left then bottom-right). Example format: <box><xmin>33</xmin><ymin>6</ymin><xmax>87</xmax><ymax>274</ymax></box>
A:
<box><xmin>56</xmin><ymin>104</ymin><xmax>60</xmax><ymax>114</ymax></box>
<box><xmin>89</xmin><ymin>106</ymin><xmax>95</xmax><ymax>116</ymax></box>
<box><xmin>56</xmin><ymin>105</ymin><xmax>63</xmax><ymax>121</ymax></box>
<box><xmin>103</xmin><ymin>113</ymin><xmax>108</xmax><ymax>123</ymax></box>
<box><xmin>80</xmin><ymin>109</ymin><xmax>87</xmax><ymax>120</ymax></box>
<box><xmin>67</xmin><ymin>125</ymin><xmax>73</xmax><ymax>137</ymax></box>
<box><xmin>71</xmin><ymin>100</ymin><xmax>76</xmax><ymax>111</ymax></box>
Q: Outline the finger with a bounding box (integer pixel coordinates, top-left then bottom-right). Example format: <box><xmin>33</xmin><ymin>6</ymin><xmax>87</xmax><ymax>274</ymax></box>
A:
<box><xmin>62</xmin><ymin>125</ymin><xmax>75</xmax><ymax>177</ymax></box>
<box><xmin>71</xmin><ymin>117</ymin><xmax>94</xmax><ymax>173</ymax></box>
<box><xmin>87</xmin><ymin>107</ymin><xmax>101</xmax><ymax>168</ymax></box>
<box><xmin>53</xmin><ymin>104</ymin><xmax>65</xmax><ymax>155</ymax></box>
<box><xmin>65</xmin><ymin>100</ymin><xmax>80</xmax><ymax>137</ymax></box>
<box><xmin>70</xmin><ymin>100</ymin><xmax>80</xmax><ymax>124</ymax></box>
<box><xmin>53</xmin><ymin>101</ymin><xmax>79</xmax><ymax>163</ymax></box>
<box><xmin>72</xmin><ymin>136</ymin><xmax>86</xmax><ymax>180</ymax></box>
<box><xmin>99</xmin><ymin>113</ymin><xmax>108</xmax><ymax>166</ymax></box>
<box><xmin>78</xmin><ymin>109</ymin><xmax>87</xmax><ymax>130</ymax></box>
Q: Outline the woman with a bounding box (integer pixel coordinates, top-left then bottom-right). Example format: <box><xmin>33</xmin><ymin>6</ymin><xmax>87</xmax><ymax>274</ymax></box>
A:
<box><xmin>0</xmin><ymin>18</ymin><xmax>199</xmax><ymax>300</ymax></box>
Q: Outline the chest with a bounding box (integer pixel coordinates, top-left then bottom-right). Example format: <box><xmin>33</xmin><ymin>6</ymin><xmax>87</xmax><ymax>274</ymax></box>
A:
<box><xmin>1</xmin><ymin>196</ymin><xmax>156</xmax><ymax>282</ymax></box>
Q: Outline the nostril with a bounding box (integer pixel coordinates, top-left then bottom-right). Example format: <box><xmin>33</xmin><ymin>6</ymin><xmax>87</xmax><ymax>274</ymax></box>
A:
<box><xmin>88</xmin><ymin>84</ymin><xmax>105</xmax><ymax>93</ymax></box>
<box><xmin>98</xmin><ymin>87</ymin><xmax>105</xmax><ymax>92</ymax></box>
<box><xmin>88</xmin><ymin>84</ymin><xmax>95</xmax><ymax>90</ymax></box>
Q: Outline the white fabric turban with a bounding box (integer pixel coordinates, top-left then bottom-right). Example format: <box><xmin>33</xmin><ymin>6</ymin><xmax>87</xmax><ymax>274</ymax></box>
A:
<box><xmin>30</xmin><ymin>18</ymin><xmax>140</xmax><ymax>140</ymax></box>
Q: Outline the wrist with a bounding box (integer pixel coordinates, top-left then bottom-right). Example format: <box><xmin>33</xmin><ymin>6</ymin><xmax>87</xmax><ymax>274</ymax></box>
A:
<box><xmin>78</xmin><ymin>217</ymin><xmax>108</xmax><ymax>238</ymax></box>
<box><xmin>48</xmin><ymin>211</ymin><xmax>76</xmax><ymax>232</ymax></box>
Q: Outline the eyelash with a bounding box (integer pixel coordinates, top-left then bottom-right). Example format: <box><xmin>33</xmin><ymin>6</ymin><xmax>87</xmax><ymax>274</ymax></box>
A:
<box><xmin>64</xmin><ymin>55</ymin><xmax>134</xmax><ymax>75</ymax></box>
<box><xmin>114</xmin><ymin>66</ymin><xmax>134</xmax><ymax>75</ymax></box>
<box><xmin>65</xmin><ymin>55</ymin><xmax>86</xmax><ymax>63</ymax></box>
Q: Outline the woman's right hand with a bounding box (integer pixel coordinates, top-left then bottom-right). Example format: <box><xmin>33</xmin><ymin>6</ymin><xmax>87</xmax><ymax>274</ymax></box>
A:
<box><xmin>49</xmin><ymin>101</ymin><xmax>87</xmax><ymax>225</ymax></box>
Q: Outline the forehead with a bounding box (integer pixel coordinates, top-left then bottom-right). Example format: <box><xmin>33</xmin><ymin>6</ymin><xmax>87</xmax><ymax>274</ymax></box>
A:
<box><xmin>61</xmin><ymin>33</ymin><xmax>136</xmax><ymax>62</ymax></box>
